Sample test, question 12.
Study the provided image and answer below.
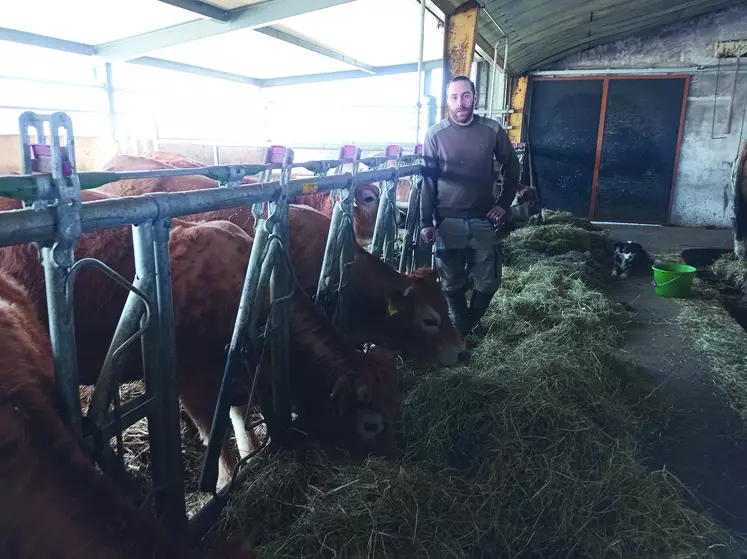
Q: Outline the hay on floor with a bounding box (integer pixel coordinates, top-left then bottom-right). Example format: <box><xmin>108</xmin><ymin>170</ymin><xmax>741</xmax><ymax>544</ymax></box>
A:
<box><xmin>711</xmin><ymin>253</ymin><xmax>747</xmax><ymax>297</ymax></box>
<box><xmin>201</xmin><ymin>218</ymin><xmax>744</xmax><ymax>558</ymax></box>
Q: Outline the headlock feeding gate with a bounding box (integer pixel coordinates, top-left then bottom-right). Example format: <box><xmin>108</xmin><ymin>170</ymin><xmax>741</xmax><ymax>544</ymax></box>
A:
<box><xmin>0</xmin><ymin>111</ymin><xmax>425</xmax><ymax>542</ymax></box>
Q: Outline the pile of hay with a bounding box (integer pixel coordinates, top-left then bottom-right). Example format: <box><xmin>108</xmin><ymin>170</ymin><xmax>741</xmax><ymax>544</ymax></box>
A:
<box><xmin>204</xmin><ymin>217</ymin><xmax>744</xmax><ymax>557</ymax></box>
<box><xmin>711</xmin><ymin>253</ymin><xmax>747</xmax><ymax>298</ymax></box>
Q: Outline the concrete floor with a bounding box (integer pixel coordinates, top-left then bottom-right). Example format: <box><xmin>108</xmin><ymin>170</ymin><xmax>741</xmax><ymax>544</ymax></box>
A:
<box><xmin>611</xmin><ymin>277</ymin><xmax>747</xmax><ymax>535</ymax></box>
<box><xmin>602</xmin><ymin>223</ymin><xmax>733</xmax><ymax>252</ymax></box>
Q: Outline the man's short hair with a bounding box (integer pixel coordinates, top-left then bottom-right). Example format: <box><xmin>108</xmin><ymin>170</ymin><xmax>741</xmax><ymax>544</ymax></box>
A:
<box><xmin>448</xmin><ymin>75</ymin><xmax>476</xmax><ymax>95</ymax></box>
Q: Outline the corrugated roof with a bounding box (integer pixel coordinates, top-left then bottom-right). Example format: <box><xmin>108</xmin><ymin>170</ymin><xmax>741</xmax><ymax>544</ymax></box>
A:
<box><xmin>475</xmin><ymin>0</ymin><xmax>746</xmax><ymax>75</ymax></box>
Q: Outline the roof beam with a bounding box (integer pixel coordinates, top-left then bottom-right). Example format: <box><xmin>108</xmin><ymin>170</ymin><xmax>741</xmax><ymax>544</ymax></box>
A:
<box><xmin>0</xmin><ymin>27</ymin><xmax>95</xmax><ymax>56</ymax></box>
<box><xmin>262</xmin><ymin>59</ymin><xmax>443</xmax><ymax>87</ymax></box>
<box><xmin>128</xmin><ymin>56</ymin><xmax>261</xmax><ymax>85</ymax></box>
<box><xmin>423</xmin><ymin>0</ymin><xmax>498</xmax><ymax>63</ymax></box>
<box><xmin>157</xmin><ymin>0</ymin><xmax>232</xmax><ymax>21</ymax></box>
<box><xmin>256</xmin><ymin>25</ymin><xmax>375</xmax><ymax>73</ymax></box>
<box><xmin>96</xmin><ymin>0</ymin><xmax>357</xmax><ymax>62</ymax></box>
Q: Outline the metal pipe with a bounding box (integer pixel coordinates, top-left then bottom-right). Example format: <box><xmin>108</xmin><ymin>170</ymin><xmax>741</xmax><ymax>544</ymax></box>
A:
<box><xmin>42</xmin><ymin>245</ymin><xmax>83</xmax><ymax>440</ymax></box>
<box><xmin>0</xmin><ymin>166</ymin><xmax>422</xmax><ymax>248</ymax></box>
<box><xmin>501</xmin><ymin>37</ymin><xmax>509</xmax><ymax>127</ymax></box>
<box><xmin>315</xmin><ymin>202</ymin><xmax>344</xmax><ymax>314</ymax></box>
<box><xmin>398</xmin><ymin>175</ymin><xmax>421</xmax><ymax>273</ymax></box>
<box><xmin>414</xmin><ymin>0</ymin><xmax>426</xmax><ymax>144</ymax></box>
<box><xmin>475</xmin><ymin>0</ymin><xmax>507</xmax><ymax>37</ymax></box>
<box><xmin>529</xmin><ymin>67</ymin><xmax>704</xmax><ymax>77</ymax></box>
<box><xmin>487</xmin><ymin>39</ymin><xmax>500</xmax><ymax>120</ymax></box>
<box><xmin>104</xmin><ymin>63</ymin><xmax>117</xmax><ymax>148</ymax></box>
<box><xmin>269</xmin><ymin>155</ymin><xmax>293</xmax><ymax>441</ymax></box>
<box><xmin>150</xmin><ymin>217</ymin><xmax>188</xmax><ymax>537</ymax></box>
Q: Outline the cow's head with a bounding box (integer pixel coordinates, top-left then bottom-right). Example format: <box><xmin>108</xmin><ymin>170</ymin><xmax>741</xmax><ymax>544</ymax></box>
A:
<box><xmin>384</xmin><ymin>267</ymin><xmax>465</xmax><ymax>366</ymax></box>
<box><xmin>329</xmin><ymin>344</ymin><xmax>399</xmax><ymax>457</ymax></box>
<box><xmin>352</xmin><ymin>183</ymin><xmax>380</xmax><ymax>246</ymax></box>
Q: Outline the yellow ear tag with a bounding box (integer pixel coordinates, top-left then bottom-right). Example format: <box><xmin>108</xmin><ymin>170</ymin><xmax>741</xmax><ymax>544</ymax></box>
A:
<box><xmin>386</xmin><ymin>299</ymin><xmax>399</xmax><ymax>316</ymax></box>
<box><xmin>353</xmin><ymin>200</ymin><xmax>359</xmax><ymax>207</ymax></box>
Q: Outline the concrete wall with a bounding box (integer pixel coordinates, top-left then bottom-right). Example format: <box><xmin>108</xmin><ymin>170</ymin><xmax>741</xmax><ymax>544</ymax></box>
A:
<box><xmin>542</xmin><ymin>5</ymin><xmax>747</xmax><ymax>227</ymax></box>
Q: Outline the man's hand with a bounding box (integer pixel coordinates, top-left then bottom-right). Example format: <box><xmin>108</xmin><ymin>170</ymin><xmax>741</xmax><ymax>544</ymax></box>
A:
<box><xmin>487</xmin><ymin>205</ymin><xmax>507</xmax><ymax>223</ymax></box>
<box><xmin>421</xmin><ymin>226</ymin><xmax>436</xmax><ymax>244</ymax></box>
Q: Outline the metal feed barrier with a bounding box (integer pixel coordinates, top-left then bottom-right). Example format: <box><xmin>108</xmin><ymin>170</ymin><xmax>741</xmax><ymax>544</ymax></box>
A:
<box><xmin>0</xmin><ymin>111</ymin><xmax>425</xmax><ymax>543</ymax></box>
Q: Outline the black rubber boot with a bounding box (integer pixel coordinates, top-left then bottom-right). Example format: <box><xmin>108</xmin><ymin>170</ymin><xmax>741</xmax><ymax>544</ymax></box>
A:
<box><xmin>468</xmin><ymin>290</ymin><xmax>495</xmax><ymax>336</ymax></box>
<box><xmin>444</xmin><ymin>289</ymin><xmax>471</xmax><ymax>336</ymax></box>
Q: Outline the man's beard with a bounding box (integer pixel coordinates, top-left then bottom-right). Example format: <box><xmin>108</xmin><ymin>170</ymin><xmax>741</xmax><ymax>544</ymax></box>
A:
<box><xmin>450</xmin><ymin>106</ymin><xmax>474</xmax><ymax>124</ymax></box>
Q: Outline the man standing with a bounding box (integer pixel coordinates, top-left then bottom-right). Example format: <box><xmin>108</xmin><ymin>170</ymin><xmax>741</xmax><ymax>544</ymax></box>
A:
<box><xmin>421</xmin><ymin>75</ymin><xmax>521</xmax><ymax>336</ymax></box>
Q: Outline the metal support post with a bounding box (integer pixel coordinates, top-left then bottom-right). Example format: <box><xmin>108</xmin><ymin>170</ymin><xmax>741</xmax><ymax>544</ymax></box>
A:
<box><xmin>199</xmin><ymin>146</ymin><xmax>292</xmax><ymax>494</ymax></box>
<box><xmin>333</xmin><ymin>146</ymin><xmax>359</xmax><ymax>332</ymax></box>
<box><xmin>414</xmin><ymin>0</ymin><xmax>426</xmax><ymax>144</ymax></box>
<box><xmin>399</xmin><ymin>145</ymin><xmax>424</xmax><ymax>274</ymax></box>
<box><xmin>150</xmin><ymin>216</ymin><xmax>188</xmax><ymax>536</ymax></box>
<box><xmin>370</xmin><ymin>145</ymin><xmax>402</xmax><ymax>265</ymax></box>
<box><xmin>88</xmin><ymin>224</ymin><xmax>155</xmax><ymax>422</ymax></box>
<box><xmin>268</xmin><ymin>148</ymin><xmax>293</xmax><ymax>440</ymax></box>
<box><xmin>315</xmin><ymin>145</ymin><xmax>359</xmax><ymax>327</ymax></box>
<box><xmin>20</xmin><ymin>112</ymin><xmax>84</xmax><ymax>440</ymax></box>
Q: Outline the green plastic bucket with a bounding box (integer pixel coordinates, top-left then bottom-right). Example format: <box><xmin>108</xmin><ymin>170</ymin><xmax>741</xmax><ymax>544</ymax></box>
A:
<box><xmin>651</xmin><ymin>263</ymin><xmax>697</xmax><ymax>298</ymax></box>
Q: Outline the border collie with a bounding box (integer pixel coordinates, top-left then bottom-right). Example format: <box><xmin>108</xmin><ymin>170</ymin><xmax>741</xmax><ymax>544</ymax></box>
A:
<box><xmin>612</xmin><ymin>241</ymin><xmax>654</xmax><ymax>279</ymax></box>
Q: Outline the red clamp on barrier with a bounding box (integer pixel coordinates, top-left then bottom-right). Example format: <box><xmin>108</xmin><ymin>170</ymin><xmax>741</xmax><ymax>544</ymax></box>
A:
<box><xmin>265</xmin><ymin>145</ymin><xmax>287</xmax><ymax>165</ymax></box>
<box><xmin>385</xmin><ymin>144</ymin><xmax>402</xmax><ymax>158</ymax></box>
<box><xmin>30</xmin><ymin>144</ymin><xmax>72</xmax><ymax>176</ymax></box>
<box><xmin>339</xmin><ymin>145</ymin><xmax>358</xmax><ymax>162</ymax></box>
<box><xmin>415</xmin><ymin>144</ymin><xmax>424</xmax><ymax>155</ymax></box>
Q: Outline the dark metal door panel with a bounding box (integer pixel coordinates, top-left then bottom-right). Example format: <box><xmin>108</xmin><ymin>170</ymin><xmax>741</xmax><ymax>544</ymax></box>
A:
<box><xmin>594</xmin><ymin>77</ymin><xmax>687</xmax><ymax>223</ymax></box>
<box><xmin>527</xmin><ymin>79</ymin><xmax>604</xmax><ymax>217</ymax></box>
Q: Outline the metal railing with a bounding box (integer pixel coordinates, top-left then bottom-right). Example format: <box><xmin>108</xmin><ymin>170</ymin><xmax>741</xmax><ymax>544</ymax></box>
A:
<box><xmin>0</xmin><ymin>110</ymin><xmax>425</xmax><ymax>542</ymax></box>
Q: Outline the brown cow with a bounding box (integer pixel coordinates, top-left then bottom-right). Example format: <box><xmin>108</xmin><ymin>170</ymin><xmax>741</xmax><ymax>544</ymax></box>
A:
<box><xmin>0</xmin><ymin>194</ymin><xmax>399</xmax><ymax>484</ymax></box>
<box><xmin>93</xmin><ymin>162</ymin><xmax>464</xmax><ymax>366</ymax></box>
<box><xmin>142</xmin><ymin>150</ymin><xmax>207</xmax><ymax>169</ymax></box>
<box><xmin>290</xmin><ymin>183</ymin><xmax>380</xmax><ymax>246</ymax></box>
<box><xmin>113</xmin><ymin>152</ymin><xmax>381</xmax><ymax>246</ymax></box>
<box><xmin>0</xmin><ymin>269</ymin><xmax>258</xmax><ymax>558</ymax></box>
<box><xmin>168</xmin><ymin>220</ymin><xmax>400</xmax><ymax>468</ymax></box>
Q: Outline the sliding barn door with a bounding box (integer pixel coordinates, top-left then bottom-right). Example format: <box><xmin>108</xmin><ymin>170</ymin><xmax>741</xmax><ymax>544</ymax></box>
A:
<box><xmin>527</xmin><ymin>75</ymin><xmax>689</xmax><ymax>224</ymax></box>
<box><xmin>526</xmin><ymin>79</ymin><xmax>603</xmax><ymax>217</ymax></box>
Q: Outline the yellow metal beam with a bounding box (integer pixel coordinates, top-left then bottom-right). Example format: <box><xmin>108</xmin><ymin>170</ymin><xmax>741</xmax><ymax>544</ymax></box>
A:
<box><xmin>508</xmin><ymin>75</ymin><xmax>528</xmax><ymax>145</ymax></box>
<box><xmin>441</xmin><ymin>0</ymin><xmax>480</xmax><ymax>119</ymax></box>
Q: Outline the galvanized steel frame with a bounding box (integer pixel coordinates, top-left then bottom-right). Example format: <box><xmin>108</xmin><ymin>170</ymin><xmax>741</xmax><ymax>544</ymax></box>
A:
<box><xmin>2</xmin><ymin>111</ymin><xmax>424</xmax><ymax>542</ymax></box>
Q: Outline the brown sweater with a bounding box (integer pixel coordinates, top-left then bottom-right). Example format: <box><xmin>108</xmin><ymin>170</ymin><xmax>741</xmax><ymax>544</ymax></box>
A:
<box><xmin>421</xmin><ymin>115</ymin><xmax>521</xmax><ymax>227</ymax></box>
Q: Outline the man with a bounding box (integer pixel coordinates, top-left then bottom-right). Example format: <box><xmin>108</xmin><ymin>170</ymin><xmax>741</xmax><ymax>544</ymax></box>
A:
<box><xmin>420</xmin><ymin>75</ymin><xmax>521</xmax><ymax>336</ymax></box>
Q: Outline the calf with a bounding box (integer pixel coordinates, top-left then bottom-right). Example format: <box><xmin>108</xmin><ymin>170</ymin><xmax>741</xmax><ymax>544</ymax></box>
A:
<box><xmin>611</xmin><ymin>241</ymin><xmax>654</xmax><ymax>279</ymax></box>
<box><xmin>0</xmin><ymin>270</ymin><xmax>258</xmax><ymax>559</ymax></box>
<box><xmin>90</xmin><ymin>166</ymin><xmax>465</xmax><ymax>366</ymax></box>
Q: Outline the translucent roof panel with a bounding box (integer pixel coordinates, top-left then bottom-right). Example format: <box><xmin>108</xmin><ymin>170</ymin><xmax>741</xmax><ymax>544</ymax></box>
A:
<box><xmin>1</xmin><ymin>0</ymin><xmax>196</xmax><ymax>45</ymax></box>
<box><xmin>279</xmin><ymin>0</ymin><xmax>444</xmax><ymax>67</ymax></box>
<box><xmin>0</xmin><ymin>42</ymin><xmax>97</xmax><ymax>84</ymax></box>
<box><xmin>148</xmin><ymin>28</ymin><xmax>358</xmax><ymax>79</ymax></box>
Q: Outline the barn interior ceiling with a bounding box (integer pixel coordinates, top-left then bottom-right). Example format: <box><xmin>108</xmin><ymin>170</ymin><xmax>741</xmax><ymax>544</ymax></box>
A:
<box><xmin>0</xmin><ymin>0</ymin><xmax>745</xmax><ymax>84</ymax></box>
<box><xmin>431</xmin><ymin>0</ymin><xmax>747</xmax><ymax>75</ymax></box>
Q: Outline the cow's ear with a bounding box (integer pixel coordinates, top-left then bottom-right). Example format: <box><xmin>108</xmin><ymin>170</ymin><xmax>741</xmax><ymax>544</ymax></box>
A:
<box><xmin>330</xmin><ymin>375</ymin><xmax>352</xmax><ymax>416</ymax></box>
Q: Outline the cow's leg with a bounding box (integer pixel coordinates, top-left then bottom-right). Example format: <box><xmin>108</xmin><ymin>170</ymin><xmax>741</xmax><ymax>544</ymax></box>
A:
<box><xmin>230</xmin><ymin>404</ymin><xmax>262</xmax><ymax>459</ymax></box>
<box><xmin>178</xmin><ymin>368</ymin><xmax>237</xmax><ymax>488</ymax></box>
